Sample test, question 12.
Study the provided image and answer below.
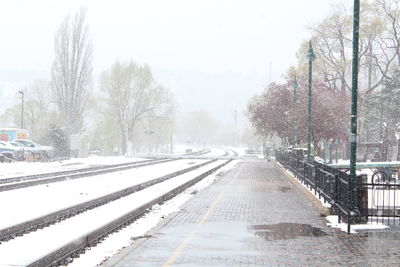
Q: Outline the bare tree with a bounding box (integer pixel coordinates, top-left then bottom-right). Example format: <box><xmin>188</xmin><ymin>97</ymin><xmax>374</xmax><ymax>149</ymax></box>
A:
<box><xmin>376</xmin><ymin>0</ymin><xmax>400</xmax><ymax>66</ymax></box>
<box><xmin>51</xmin><ymin>8</ymin><xmax>93</xmax><ymax>136</ymax></box>
<box><xmin>25</xmin><ymin>80</ymin><xmax>54</xmax><ymax>141</ymax></box>
<box><xmin>101</xmin><ymin>61</ymin><xmax>174</xmax><ymax>154</ymax></box>
<box><xmin>309</xmin><ymin>2</ymin><xmax>397</xmax><ymax>94</ymax></box>
<box><xmin>310</xmin><ymin>4</ymin><xmax>352</xmax><ymax>92</ymax></box>
<box><xmin>0</xmin><ymin>81</ymin><xmax>55</xmax><ymax>142</ymax></box>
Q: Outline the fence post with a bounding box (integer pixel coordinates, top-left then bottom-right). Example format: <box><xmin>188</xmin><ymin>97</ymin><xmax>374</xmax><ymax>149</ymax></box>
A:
<box><xmin>332</xmin><ymin>174</ymin><xmax>339</xmax><ymax>218</ymax></box>
<box><xmin>335</xmin><ymin>140</ymin><xmax>339</xmax><ymax>163</ymax></box>
<box><xmin>278</xmin><ymin>150</ymin><xmax>368</xmax><ymax>232</ymax></box>
<box><xmin>356</xmin><ymin>174</ymin><xmax>368</xmax><ymax>223</ymax></box>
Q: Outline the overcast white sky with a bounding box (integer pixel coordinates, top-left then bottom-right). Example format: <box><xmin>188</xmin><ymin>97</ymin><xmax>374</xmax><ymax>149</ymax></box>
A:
<box><xmin>0</xmin><ymin>0</ymin><xmax>346</xmax><ymax>125</ymax></box>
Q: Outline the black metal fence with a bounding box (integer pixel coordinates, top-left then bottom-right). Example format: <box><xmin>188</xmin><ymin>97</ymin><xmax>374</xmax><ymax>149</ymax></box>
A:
<box><xmin>367</xmin><ymin>168</ymin><xmax>400</xmax><ymax>226</ymax></box>
<box><xmin>52</xmin><ymin>149</ymin><xmax>71</xmax><ymax>161</ymax></box>
<box><xmin>24</xmin><ymin>149</ymin><xmax>71</xmax><ymax>162</ymax></box>
<box><xmin>276</xmin><ymin>150</ymin><xmax>400</xmax><ymax>230</ymax></box>
<box><xmin>1</xmin><ymin>149</ymin><xmax>71</xmax><ymax>162</ymax></box>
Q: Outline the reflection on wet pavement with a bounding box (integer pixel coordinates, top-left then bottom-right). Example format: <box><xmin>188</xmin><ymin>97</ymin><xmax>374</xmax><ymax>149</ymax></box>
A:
<box><xmin>248</xmin><ymin>223</ymin><xmax>328</xmax><ymax>241</ymax></box>
<box><xmin>279</xmin><ymin>186</ymin><xmax>291</xmax><ymax>192</ymax></box>
<box><xmin>113</xmin><ymin>159</ymin><xmax>400</xmax><ymax>267</ymax></box>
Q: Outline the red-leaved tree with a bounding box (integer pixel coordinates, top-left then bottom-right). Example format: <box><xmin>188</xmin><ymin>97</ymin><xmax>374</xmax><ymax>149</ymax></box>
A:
<box><xmin>248</xmin><ymin>80</ymin><xmax>350</xmax><ymax>151</ymax></box>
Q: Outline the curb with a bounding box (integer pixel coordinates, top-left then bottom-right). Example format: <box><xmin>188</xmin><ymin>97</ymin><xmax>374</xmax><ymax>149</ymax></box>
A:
<box><xmin>101</xmin><ymin>209</ymin><xmax>179</xmax><ymax>267</ymax></box>
<box><xmin>272</xmin><ymin>160</ymin><xmax>330</xmax><ymax>217</ymax></box>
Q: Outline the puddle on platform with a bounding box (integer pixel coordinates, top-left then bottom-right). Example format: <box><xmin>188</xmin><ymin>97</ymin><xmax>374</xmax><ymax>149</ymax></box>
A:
<box><xmin>248</xmin><ymin>223</ymin><xmax>328</xmax><ymax>241</ymax></box>
<box><xmin>279</xmin><ymin>187</ymin><xmax>291</xmax><ymax>193</ymax></box>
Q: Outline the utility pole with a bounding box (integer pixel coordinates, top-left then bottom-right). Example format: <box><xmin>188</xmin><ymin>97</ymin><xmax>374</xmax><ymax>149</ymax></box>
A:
<box><xmin>349</xmin><ymin>0</ymin><xmax>361</xmax><ymax>228</ymax></box>
<box><xmin>292</xmin><ymin>77</ymin><xmax>298</xmax><ymax>147</ymax></box>
<box><xmin>18</xmin><ymin>90</ymin><xmax>24</xmax><ymax>129</ymax></box>
<box><xmin>306</xmin><ymin>41</ymin><xmax>316</xmax><ymax>160</ymax></box>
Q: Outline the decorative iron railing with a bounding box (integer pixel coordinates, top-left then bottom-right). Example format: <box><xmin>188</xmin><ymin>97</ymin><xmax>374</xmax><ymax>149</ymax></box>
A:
<box><xmin>276</xmin><ymin>150</ymin><xmax>400</xmax><ymax>231</ymax></box>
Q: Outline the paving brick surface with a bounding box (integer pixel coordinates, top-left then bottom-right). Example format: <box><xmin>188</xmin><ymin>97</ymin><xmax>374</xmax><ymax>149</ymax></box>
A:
<box><xmin>109</xmin><ymin>157</ymin><xmax>400</xmax><ymax>267</ymax></box>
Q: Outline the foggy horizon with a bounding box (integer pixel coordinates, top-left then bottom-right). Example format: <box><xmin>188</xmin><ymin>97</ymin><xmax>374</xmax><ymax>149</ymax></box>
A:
<box><xmin>0</xmin><ymin>0</ymin><xmax>345</xmax><ymax>130</ymax></box>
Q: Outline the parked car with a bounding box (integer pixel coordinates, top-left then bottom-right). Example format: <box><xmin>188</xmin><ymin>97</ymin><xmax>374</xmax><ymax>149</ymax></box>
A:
<box><xmin>0</xmin><ymin>141</ymin><xmax>24</xmax><ymax>160</ymax></box>
<box><xmin>13</xmin><ymin>139</ymin><xmax>54</xmax><ymax>160</ymax></box>
<box><xmin>10</xmin><ymin>141</ymin><xmax>35</xmax><ymax>160</ymax></box>
<box><xmin>0</xmin><ymin>152</ymin><xmax>13</xmax><ymax>163</ymax></box>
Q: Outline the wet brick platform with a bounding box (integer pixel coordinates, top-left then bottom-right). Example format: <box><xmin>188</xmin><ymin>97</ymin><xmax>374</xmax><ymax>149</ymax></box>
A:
<box><xmin>105</xmin><ymin>157</ymin><xmax>400</xmax><ymax>266</ymax></box>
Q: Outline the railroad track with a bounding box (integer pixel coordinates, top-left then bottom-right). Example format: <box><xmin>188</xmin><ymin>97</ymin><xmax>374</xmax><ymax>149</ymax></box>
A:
<box><xmin>0</xmin><ymin>149</ymin><xmax>210</xmax><ymax>192</ymax></box>
<box><xmin>227</xmin><ymin>148</ymin><xmax>239</xmax><ymax>157</ymax></box>
<box><xmin>0</xmin><ymin>159</ymin><xmax>217</xmax><ymax>242</ymax></box>
<box><xmin>183</xmin><ymin>147</ymin><xmax>238</xmax><ymax>158</ymax></box>
<box><xmin>222</xmin><ymin>148</ymin><xmax>239</xmax><ymax>157</ymax></box>
<box><xmin>0</xmin><ymin>159</ymin><xmax>232</xmax><ymax>266</ymax></box>
<box><xmin>0</xmin><ymin>158</ymin><xmax>174</xmax><ymax>192</ymax></box>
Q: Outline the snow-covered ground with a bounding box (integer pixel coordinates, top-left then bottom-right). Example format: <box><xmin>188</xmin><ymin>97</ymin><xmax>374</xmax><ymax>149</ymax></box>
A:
<box><xmin>0</xmin><ymin>145</ymin><xmax>243</xmax><ymax>266</ymax></box>
<box><xmin>173</xmin><ymin>144</ymin><xmax>202</xmax><ymax>154</ymax></box>
<box><xmin>225</xmin><ymin>146</ymin><xmax>247</xmax><ymax>156</ymax></box>
<box><xmin>326</xmin><ymin>215</ymin><xmax>388</xmax><ymax>234</ymax></box>
<box><xmin>0</xmin><ymin>144</ymin><xmax>205</xmax><ymax>179</ymax></box>
<box><xmin>0</xmin><ymin>159</ymin><xmax>208</xmax><ymax>229</ymax></box>
<box><xmin>0</xmin><ymin>159</ymin><xmax>241</xmax><ymax>266</ymax></box>
<box><xmin>329</xmin><ymin>159</ymin><xmax>400</xmax><ymax>168</ymax></box>
<box><xmin>69</xmin><ymin>159</ymin><xmax>242</xmax><ymax>267</ymax></box>
<box><xmin>0</xmin><ymin>156</ymin><xmax>147</xmax><ymax>179</ymax></box>
<box><xmin>202</xmin><ymin>147</ymin><xmax>227</xmax><ymax>157</ymax></box>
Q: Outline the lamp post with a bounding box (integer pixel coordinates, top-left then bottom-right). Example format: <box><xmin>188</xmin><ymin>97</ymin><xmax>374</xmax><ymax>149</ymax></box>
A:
<box><xmin>18</xmin><ymin>90</ymin><xmax>24</xmax><ymax>129</ymax></box>
<box><xmin>306</xmin><ymin>41</ymin><xmax>316</xmax><ymax>160</ymax></box>
<box><xmin>292</xmin><ymin>77</ymin><xmax>298</xmax><ymax>147</ymax></box>
<box><xmin>349</xmin><ymin>0</ymin><xmax>361</xmax><ymax>227</ymax></box>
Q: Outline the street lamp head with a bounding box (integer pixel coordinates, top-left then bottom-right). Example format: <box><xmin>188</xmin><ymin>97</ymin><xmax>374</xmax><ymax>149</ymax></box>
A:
<box><xmin>307</xmin><ymin>41</ymin><xmax>316</xmax><ymax>61</ymax></box>
<box><xmin>18</xmin><ymin>90</ymin><xmax>23</xmax><ymax>95</ymax></box>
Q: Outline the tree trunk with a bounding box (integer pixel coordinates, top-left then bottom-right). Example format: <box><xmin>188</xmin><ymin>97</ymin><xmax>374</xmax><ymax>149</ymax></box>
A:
<box><xmin>120</xmin><ymin>124</ymin><xmax>127</xmax><ymax>155</ymax></box>
<box><xmin>396</xmin><ymin>137</ymin><xmax>400</xmax><ymax>161</ymax></box>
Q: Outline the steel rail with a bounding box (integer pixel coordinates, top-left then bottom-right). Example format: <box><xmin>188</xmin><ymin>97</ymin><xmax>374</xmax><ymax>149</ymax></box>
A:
<box><xmin>0</xmin><ymin>149</ymin><xmax>209</xmax><ymax>185</ymax></box>
<box><xmin>0</xmin><ymin>158</ymin><xmax>174</xmax><ymax>192</ymax></box>
<box><xmin>0</xmin><ymin>149</ymin><xmax>210</xmax><ymax>192</ymax></box>
<box><xmin>24</xmin><ymin>159</ymin><xmax>232</xmax><ymax>267</ymax></box>
<box><xmin>0</xmin><ymin>158</ymin><xmax>159</xmax><ymax>185</ymax></box>
<box><xmin>0</xmin><ymin>159</ymin><xmax>218</xmax><ymax>243</ymax></box>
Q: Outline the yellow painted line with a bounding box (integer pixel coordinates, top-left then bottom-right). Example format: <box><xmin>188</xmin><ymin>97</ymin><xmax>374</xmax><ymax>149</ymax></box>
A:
<box><xmin>162</xmin><ymin>164</ymin><xmax>244</xmax><ymax>267</ymax></box>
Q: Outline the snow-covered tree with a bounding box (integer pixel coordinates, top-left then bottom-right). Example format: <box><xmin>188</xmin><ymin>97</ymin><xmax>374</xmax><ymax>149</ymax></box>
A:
<box><xmin>51</xmin><ymin>8</ymin><xmax>93</xmax><ymax>137</ymax></box>
<box><xmin>100</xmin><ymin>61</ymin><xmax>174</xmax><ymax>154</ymax></box>
<box><xmin>247</xmin><ymin>80</ymin><xmax>350</xmax><ymax>152</ymax></box>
